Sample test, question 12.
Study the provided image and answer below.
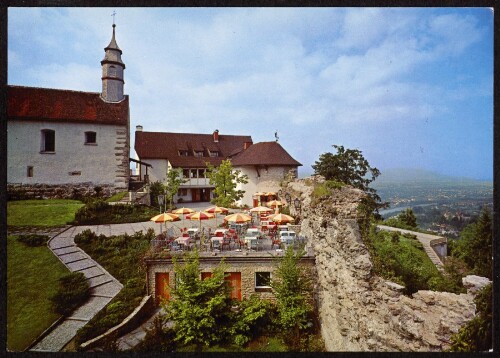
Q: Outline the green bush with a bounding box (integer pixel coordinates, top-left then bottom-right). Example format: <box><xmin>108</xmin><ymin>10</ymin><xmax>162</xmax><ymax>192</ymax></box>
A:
<box><xmin>73</xmin><ymin>200</ymin><xmax>157</xmax><ymax>225</ymax></box>
<box><xmin>17</xmin><ymin>234</ymin><xmax>50</xmax><ymax>247</ymax></box>
<box><xmin>229</xmin><ymin>296</ymin><xmax>275</xmax><ymax>347</ymax></box>
<box><xmin>367</xmin><ymin>230</ymin><xmax>460</xmax><ymax>295</ymax></box>
<box><xmin>50</xmin><ymin>272</ymin><xmax>90</xmax><ymax>316</ymax></box>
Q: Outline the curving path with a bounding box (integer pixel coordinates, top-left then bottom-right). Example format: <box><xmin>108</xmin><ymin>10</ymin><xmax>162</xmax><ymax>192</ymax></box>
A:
<box><xmin>30</xmin><ymin>222</ymin><xmax>160</xmax><ymax>352</ymax></box>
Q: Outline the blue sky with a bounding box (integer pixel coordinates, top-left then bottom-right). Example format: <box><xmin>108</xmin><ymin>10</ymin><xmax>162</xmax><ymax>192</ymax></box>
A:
<box><xmin>8</xmin><ymin>7</ymin><xmax>493</xmax><ymax>180</ymax></box>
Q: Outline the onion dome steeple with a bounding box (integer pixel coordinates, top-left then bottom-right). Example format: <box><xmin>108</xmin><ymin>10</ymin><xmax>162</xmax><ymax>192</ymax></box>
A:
<box><xmin>101</xmin><ymin>23</ymin><xmax>125</xmax><ymax>102</ymax></box>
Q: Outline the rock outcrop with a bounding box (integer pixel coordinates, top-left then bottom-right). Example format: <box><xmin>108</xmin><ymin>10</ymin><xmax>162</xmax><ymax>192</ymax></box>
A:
<box><xmin>286</xmin><ymin>176</ymin><xmax>477</xmax><ymax>352</ymax></box>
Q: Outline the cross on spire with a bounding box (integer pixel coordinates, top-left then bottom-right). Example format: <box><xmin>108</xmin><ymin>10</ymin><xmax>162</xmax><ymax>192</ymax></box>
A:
<box><xmin>111</xmin><ymin>10</ymin><xmax>116</xmax><ymax>25</ymax></box>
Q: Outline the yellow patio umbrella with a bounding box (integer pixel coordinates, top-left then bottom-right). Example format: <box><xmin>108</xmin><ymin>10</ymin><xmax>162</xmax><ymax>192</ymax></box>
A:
<box><xmin>150</xmin><ymin>212</ymin><xmax>181</xmax><ymax>234</ymax></box>
<box><xmin>173</xmin><ymin>207</ymin><xmax>195</xmax><ymax>218</ymax></box>
<box><xmin>266</xmin><ymin>200</ymin><xmax>284</xmax><ymax>209</ymax></box>
<box><xmin>224</xmin><ymin>212</ymin><xmax>252</xmax><ymax>223</ymax></box>
<box><xmin>271</xmin><ymin>213</ymin><xmax>295</xmax><ymax>224</ymax></box>
<box><xmin>249</xmin><ymin>206</ymin><xmax>273</xmax><ymax>213</ymax></box>
<box><xmin>186</xmin><ymin>211</ymin><xmax>215</xmax><ymax>229</ymax></box>
<box><xmin>249</xmin><ymin>206</ymin><xmax>273</xmax><ymax>223</ymax></box>
<box><xmin>205</xmin><ymin>206</ymin><xmax>229</xmax><ymax>227</ymax></box>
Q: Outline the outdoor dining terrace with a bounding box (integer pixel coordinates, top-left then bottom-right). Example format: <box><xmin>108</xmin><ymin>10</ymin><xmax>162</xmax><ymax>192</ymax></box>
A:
<box><xmin>147</xmin><ymin>223</ymin><xmax>312</xmax><ymax>258</ymax></box>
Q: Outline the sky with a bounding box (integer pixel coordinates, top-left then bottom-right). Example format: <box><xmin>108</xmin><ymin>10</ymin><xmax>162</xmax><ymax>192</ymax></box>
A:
<box><xmin>8</xmin><ymin>7</ymin><xmax>494</xmax><ymax>181</ymax></box>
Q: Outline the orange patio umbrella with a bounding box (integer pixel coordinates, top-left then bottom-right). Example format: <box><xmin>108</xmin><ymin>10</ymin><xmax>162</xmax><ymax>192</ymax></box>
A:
<box><xmin>173</xmin><ymin>207</ymin><xmax>195</xmax><ymax>218</ymax></box>
<box><xmin>150</xmin><ymin>212</ymin><xmax>181</xmax><ymax>234</ymax></box>
<box><xmin>272</xmin><ymin>213</ymin><xmax>295</xmax><ymax>224</ymax></box>
<box><xmin>186</xmin><ymin>211</ymin><xmax>215</xmax><ymax>229</ymax></box>
<box><xmin>205</xmin><ymin>206</ymin><xmax>229</xmax><ymax>227</ymax></box>
<box><xmin>266</xmin><ymin>200</ymin><xmax>284</xmax><ymax>209</ymax></box>
<box><xmin>224</xmin><ymin>212</ymin><xmax>252</xmax><ymax>223</ymax></box>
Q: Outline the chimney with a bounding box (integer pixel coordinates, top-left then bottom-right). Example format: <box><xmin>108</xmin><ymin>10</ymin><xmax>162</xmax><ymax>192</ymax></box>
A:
<box><xmin>136</xmin><ymin>125</ymin><xmax>143</xmax><ymax>132</ymax></box>
<box><xmin>213</xmin><ymin>129</ymin><xmax>219</xmax><ymax>143</ymax></box>
<box><xmin>244</xmin><ymin>141</ymin><xmax>253</xmax><ymax>150</ymax></box>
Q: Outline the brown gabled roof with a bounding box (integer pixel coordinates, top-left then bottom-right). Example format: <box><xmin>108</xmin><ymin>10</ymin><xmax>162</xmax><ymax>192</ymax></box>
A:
<box><xmin>135</xmin><ymin>131</ymin><xmax>253</xmax><ymax>168</ymax></box>
<box><xmin>230</xmin><ymin>141</ymin><xmax>302</xmax><ymax>167</ymax></box>
<box><xmin>7</xmin><ymin>85</ymin><xmax>129</xmax><ymax>125</ymax></box>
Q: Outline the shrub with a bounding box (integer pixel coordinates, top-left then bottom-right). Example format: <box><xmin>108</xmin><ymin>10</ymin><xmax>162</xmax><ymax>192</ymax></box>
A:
<box><xmin>50</xmin><ymin>272</ymin><xmax>90</xmax><ymax>316</ymax></box>
<box><xmin>73</xmin><ymin>200</ymin><xmax>157</xmax><ymax>225</ymax></box>
<box><xmin>229</xmin><ymin>295</ymin><xmax>275</xmax><ymax>347</ymax></box>
<box><xmin>17</xmin><ymin>234</ymin><xmax>50</xmax><ymax>247</ymax></box>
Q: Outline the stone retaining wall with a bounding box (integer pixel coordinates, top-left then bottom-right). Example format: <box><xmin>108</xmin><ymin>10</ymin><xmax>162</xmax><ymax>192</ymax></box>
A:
<box><xmin>7</xmin><ymin>183</ymin><xmax>117</xmax><ymax>200</ymax></box>
<box><xmin>80</xmin><ymin>295</ymin><xmax>155</xmax><ymax>351</ymax></box>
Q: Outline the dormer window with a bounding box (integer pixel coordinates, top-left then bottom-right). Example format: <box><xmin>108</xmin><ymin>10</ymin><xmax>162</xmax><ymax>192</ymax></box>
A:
<box><xmin>179</xmin><ymin>150</ymin><xmax>189</xmax><ymax>157</ymax></box>
<box><xmin>85</xmin><ymin>131</ymin><xmax>97</xmax><ymax>145</ymax></box>
<box><xmin>210</xmin><ymin>151</ymin><xmax>220</xmax><ymax>157</ymax></box>
<box><xmin>194</xmin><ymin>151</ymin><xmax>204</xmax><ymax>158</ymax></box>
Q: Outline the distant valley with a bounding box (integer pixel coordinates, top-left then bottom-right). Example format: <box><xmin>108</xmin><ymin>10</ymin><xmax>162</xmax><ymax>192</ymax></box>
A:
<box><xmin>372</xmin><ymin>168</ymin><xmax>493</xmax><ymax>237</ymax></box>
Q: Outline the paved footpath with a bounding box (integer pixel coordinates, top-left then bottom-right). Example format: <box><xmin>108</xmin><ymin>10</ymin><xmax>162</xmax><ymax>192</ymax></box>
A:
<box><xmin>30</xmin><ymin>221</ymin><xmax>160</xmax><ymax>352</ymax></box>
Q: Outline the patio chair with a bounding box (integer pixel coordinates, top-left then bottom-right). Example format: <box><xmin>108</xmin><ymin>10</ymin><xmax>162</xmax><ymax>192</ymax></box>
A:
<box><xmin>271</xmin><ymin>238</ymin><xmax>281</xmax><ymax>249</ymax></box>
<box><xmin>171</xmin><ymin>241</ymin><xmax>182</xmax><ymax>252</ymax></box>
<box><xmin>249</xmin><ymin>240</ymin><xmax>257</xmax><ymax>251</ymax></box>
<box><xmin>222</xmin><ymin>238</ymin><xmax>231</xmax><ymax>251</ymax></box>
<box><xmin>212</xmin><ymin>239</ymin><xmax>221</xmax><ymax>251</ymax></box>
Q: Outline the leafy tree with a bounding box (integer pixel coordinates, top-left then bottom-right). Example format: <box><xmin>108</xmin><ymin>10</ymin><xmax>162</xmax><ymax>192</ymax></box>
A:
<box><xmin>162</xmin><ymin>250</ymin><xmax>232</xmax><ymax>351</ymax></box>
<box><xmin>312</xmin><ymin>145</ymin><xmax>386</xmax><ymax>215</ymax></box>
<box><xmin>398</xmin><ymin>208</ymin><xmax>417</xmax><ymax>228</ymax></box>
<box><xmin>449</xmin><ymin>283</ymin><xmax>492</xmax><ymax>351</ymax></box>
<box><xmin>206</xmin><ymin>159</ymin><xmax>248</xmax><ymax>207</ymax></box>
<box><xmin>451</xmin><ymin>208</ymin><xmax>492</xmax><ymax>279</ymax></box>
<box><xmin>149</xmin><ymin>181</ymin><xmax>166</xmax><ymax>208</ymax></box>
<box><xmin>271</xmin><ymin>246</ymin><xmax>314</xmax><ymax>350</ymax></box>
<box><xmin>165</xmin><ymin>168</ymin><xmax>187</xmax><ymax>209</ymax></box>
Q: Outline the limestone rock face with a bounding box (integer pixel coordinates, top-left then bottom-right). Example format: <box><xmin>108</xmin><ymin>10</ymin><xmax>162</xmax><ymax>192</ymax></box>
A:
<box><xmin>287</xmin><ymin>177</ymin><xmax>477</xmax><ymax>352</ymax></box>
<box><xmin>462</xmin><ymin>275</ymin><xmax>492</xmax><ymax>295</ymax></box>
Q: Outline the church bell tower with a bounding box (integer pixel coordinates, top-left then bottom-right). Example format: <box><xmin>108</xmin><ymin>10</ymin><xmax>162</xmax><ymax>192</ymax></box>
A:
<box><xmin>101</xmin><ymin>23</ymin><xmax>125</xmax><ymax>102</ymax></box>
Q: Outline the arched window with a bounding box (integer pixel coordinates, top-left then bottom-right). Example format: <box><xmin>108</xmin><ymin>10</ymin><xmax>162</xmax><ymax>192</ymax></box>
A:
<box><xmin>41</xmin><ymin>129</ymin><xmax>55</xmax><ymax>152</ymax></box>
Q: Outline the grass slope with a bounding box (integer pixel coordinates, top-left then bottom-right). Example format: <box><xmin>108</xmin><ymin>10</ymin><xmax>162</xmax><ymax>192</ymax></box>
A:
<box><xmin>7</xmin><ymin>235</ymin><xmax>69</xmax><ymax>351</ymax></box>
<box><xmin>7</xmin><ymin>199</ymin><xmax>84</xmax><ymax>227</ymax></box>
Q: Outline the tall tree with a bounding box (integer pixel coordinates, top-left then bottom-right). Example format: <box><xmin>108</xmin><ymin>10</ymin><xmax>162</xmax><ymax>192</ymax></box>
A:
<box><xmin>165</xmin><ymin>168</ymin><xmax>187</xmax><ymax>209</ymax></box>
<box><xmin>312</xmin><ymin>145</ymin><xmax>386</xmax><ymax>214</ymax></box>
<box><xmin>452</xmin><ymin>208</ymin><xmax>492</xmax><ymax>279</ymax></box>
<box><xmin>206</xmin><ymin>159</ymin><xmax>248</xmax><ymax>207</ymax></box>
<box><xmin>271</xmin><ymin>246</ymin><xmax>314</xmax><ymax>350</ymax></box>
<box><xmin>162</xmin><ymin>250</ymin><xmax>232</xmax><ymax>351</ymax></box>
<box><xmin>398</xmin><ymin>208</ymin><xmax>418</xmax><ymax>228</ymax></box>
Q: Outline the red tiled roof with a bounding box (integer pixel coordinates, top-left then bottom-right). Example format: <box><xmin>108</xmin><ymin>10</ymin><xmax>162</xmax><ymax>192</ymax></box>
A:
<box><xmin>135</xmin><ymin>131</ymin><xmax>253</xmax><ymax>168</ymax></box>
<box><xmin>7</xmin><ymin>85</ymin><xmax>129</xmax><ymax>125</ymax></box>
<box><xmin>230</xmin><ymin>141</ymin><xmax>302</xmax><ymax>167</ymax></box>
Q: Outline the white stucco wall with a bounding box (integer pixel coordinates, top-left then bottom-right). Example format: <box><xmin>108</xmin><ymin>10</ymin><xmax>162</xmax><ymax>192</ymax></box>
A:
<box><xmin>235</xmin><ymin>165</ymin><xmax>296</xmax><ymax>207</ymax></box>
<box><xmin>8</xmin><ymin>120</ymin><xmax>128</xmax><ymax>188</ymax></box>
<box><xmin>140</xmin><ymin>159</ymin><xmax>169</xmax><ymax>183</ymax></box>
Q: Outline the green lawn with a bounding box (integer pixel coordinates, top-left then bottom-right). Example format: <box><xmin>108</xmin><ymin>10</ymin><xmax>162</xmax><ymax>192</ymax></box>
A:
<box><xmin>7</xmin><ymin>235</ymin><xmax>69</xmax><ymax>351</ymax></box>
<box><xmin>7</xmin><ymin>199</ymin><xmax>84</xmax><ymax>227</ymax></box>
<box><xmin>106</xmin><ymin>192</ymin><xmax>128</xmax><ymax>202</ymax></box>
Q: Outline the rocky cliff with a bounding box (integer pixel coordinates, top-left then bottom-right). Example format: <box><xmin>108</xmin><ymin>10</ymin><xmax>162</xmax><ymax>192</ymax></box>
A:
<box><xmin>286</xmin><ymin>176</ymin><xmax>477</xmax><ymax>352</ymax></box>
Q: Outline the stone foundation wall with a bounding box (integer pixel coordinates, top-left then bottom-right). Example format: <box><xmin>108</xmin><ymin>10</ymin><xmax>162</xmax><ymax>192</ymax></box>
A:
<box><xmin>147</xmin><ymin>255</ymin><xmax>315</xmax><ymax>303</ymax></box>
<box><xmin>7</xmin><ymin>182</ymin><xmax>118</xmax><ymax>200</ymax></box>
<box><xmin>285</xmin><ymin>176</ymin><xmax>477</xmax><ymax>352</ymax></box>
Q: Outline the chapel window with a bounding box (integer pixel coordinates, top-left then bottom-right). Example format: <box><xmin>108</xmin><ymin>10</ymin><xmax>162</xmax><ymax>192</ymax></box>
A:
<box><xmin>41</xmin><ymin>129</ymin><xmax>55</xmax><ymax>153</ymax></box>
<box><xmin>85</xmin><ymin>131</ymin><xmax>97</xmax><ymax>145</ymax></box>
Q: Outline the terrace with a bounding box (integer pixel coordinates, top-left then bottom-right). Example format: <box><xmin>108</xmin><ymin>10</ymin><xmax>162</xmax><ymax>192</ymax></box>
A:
<box><xmin>146</xmin><ymin>223</ymin><xmax>313</xmax><ymax>259</ymax></box>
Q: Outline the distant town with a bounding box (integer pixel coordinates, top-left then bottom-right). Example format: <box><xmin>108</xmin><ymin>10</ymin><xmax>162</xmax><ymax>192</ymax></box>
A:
<box><xmin>376</xmin><ymin>178</ymin><xmax>493</xmax><ymax>238</ymax></box>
